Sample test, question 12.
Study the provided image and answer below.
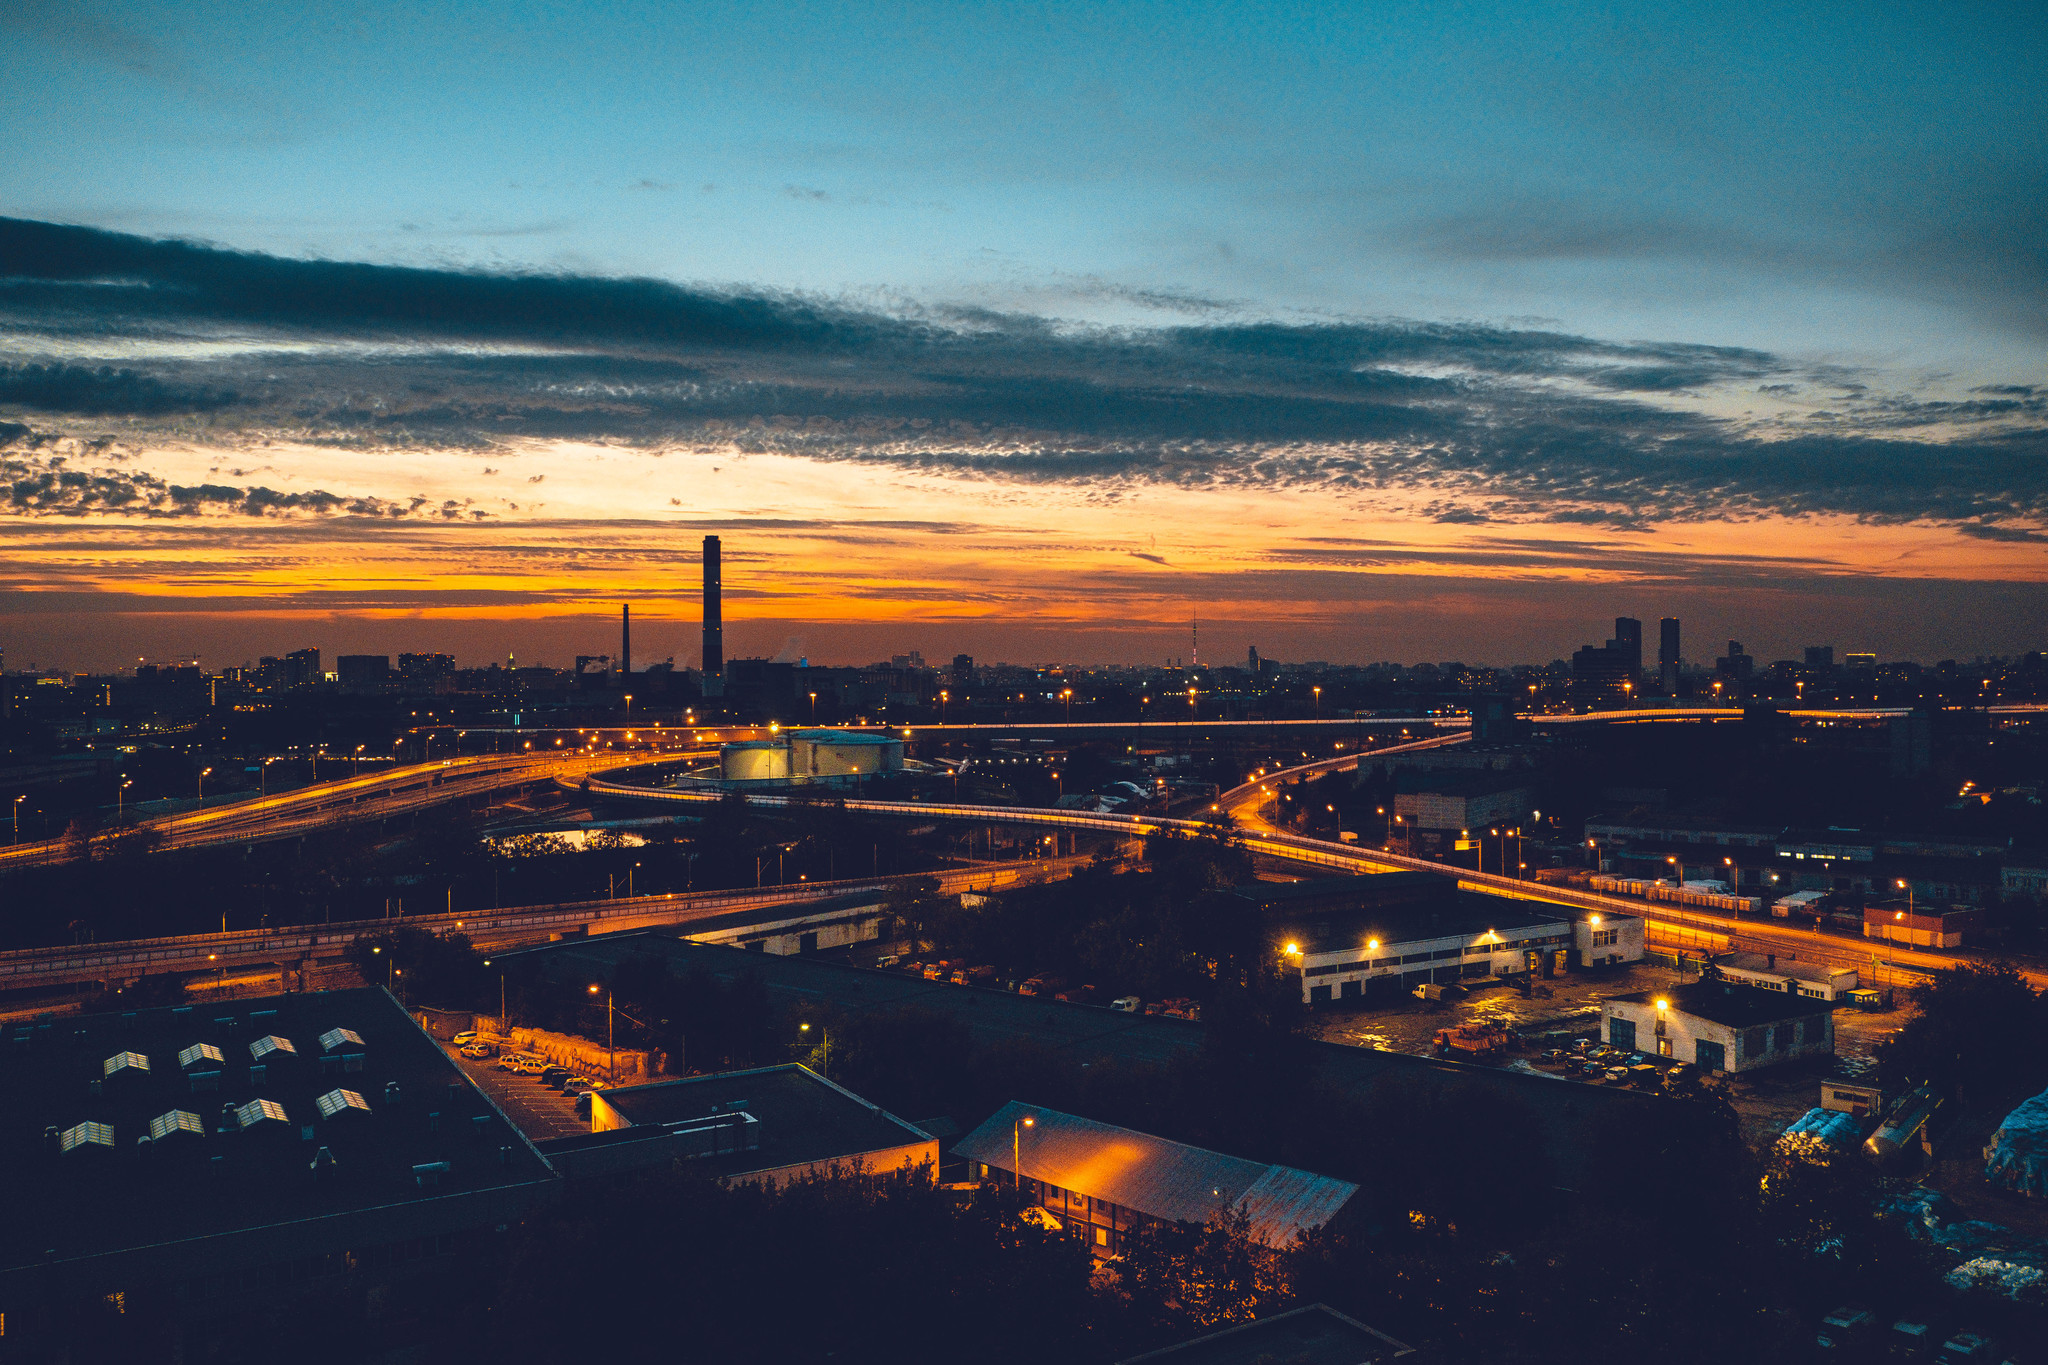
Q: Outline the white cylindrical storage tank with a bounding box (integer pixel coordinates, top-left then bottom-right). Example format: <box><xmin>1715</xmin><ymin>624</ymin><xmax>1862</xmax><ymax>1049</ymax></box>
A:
<box><xmin>720</xmin><ymin>740</ymin><xmax>791</xmax><ymax>782</ymax></box>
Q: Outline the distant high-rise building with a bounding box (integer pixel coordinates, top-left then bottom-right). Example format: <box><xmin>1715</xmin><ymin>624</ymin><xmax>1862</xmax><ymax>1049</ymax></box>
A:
<box><xmin>1715</xmin><ymin>641</ymin><xmax>1753</xmax><ymax>680</ymax></box>
<box><xmin>1804</xmin><ymin>645</ymin><xmax>1835</xmax><ymax>670</ymax></box>
<box><xmin>398</xmin><ymin>653</ymin><xmax>454</xmax><ymax>685</ymax></box>
<box><xmin>336</xmin><ymin>655</ymin><xmax>390</xmax><ymax>691</ymax></box>
<box><xmin>951</xmin><ymin>654</ymin><xmax>975</xmax><ymax>686</ymax></box>
<box><xmin>702</xmin><ymin>536</ymin><xmax>724</xmax><ymax>697</ymax></box>
<box><xmin>284</xmin><ymin>648</ymin><xmax>321</xmax><ymax>688</ymax></box>
<box><xmin>1571</xmin><ymin>642</ymin><xmax>1635</xmax><ymax>708</ymax></box>
<box><xmin>1609</xmin><ymin>617</ymin><xmax>1643</xmax><ymax>681</ymax></box>
<box><xmin>1659</xmin><ymin>617</ymin><xmax>1681</xmax><ymax>695</ymax></box>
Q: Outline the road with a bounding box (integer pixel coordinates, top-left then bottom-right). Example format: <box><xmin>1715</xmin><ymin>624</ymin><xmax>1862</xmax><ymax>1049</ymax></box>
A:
<box><xmin>0</xmin><ymin>854</ymin><xmax>1088</xmax><ymax>990</ymax></box>
<box><xmin>0</xmin><ymin>747</ymin><xmax>702</xmax><ymax>871</ymax></box>
<box><xmin>578</xmin><ymin>738</ymin><xmax>2044</xmax><ymax>990</ymax></box>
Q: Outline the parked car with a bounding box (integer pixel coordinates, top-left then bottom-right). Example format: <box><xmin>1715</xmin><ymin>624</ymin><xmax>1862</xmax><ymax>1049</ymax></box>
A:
<box><xmin>460</xmin><ymin>1042</ymin><xmax>496</xmax><ymax>1059</ymax></box>
<box><xmin>572</xmin><ymin>1092</ymin><xmax>593</xmax><ymax>1119</ymax></box>
<box><xmin>451</xmin><ymin>1031</ymin><xmax>480</xmax><ymax>1047</ymax></box>
<box><xmin>540</xmin><ymin>1066</ymin><xmax>574</xmax><ymax>1088</ymax></box>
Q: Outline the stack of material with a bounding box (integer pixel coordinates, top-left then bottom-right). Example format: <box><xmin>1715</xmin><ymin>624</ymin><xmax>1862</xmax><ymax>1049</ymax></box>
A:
<box><xmin>1984</xmin><ymin>1088</ymin><xmax>2048</xmax><ymax>1198</ymax></box>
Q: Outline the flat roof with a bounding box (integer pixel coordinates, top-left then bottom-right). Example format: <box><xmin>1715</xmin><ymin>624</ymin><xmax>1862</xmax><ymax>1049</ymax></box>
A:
<box><xmin>1610</xmin><ymin>981</ymin><xmax>1829</xmax><ymax>1029</ymax></box>
<box><xmin>1715</xmin><ymin>952</ymin><xmax>1850</xmax><ymax>984</ymax></box>
<box><xmin>497</xmin><ymin>931</ymin><xmax>1654</xmax><ymax>1191</ymax></box>
<box><xmin>1275</xmin><ymin>891</ymin><xmax>1570</xmax><ymax>955</ymax></box>
<box><xmin>1228</xmin><ymin>873</ymin><xmax>1441</xmax><ymax>906</ymax></box>
<box><xmin>1118</xmin><ymin>1304</ymin><xmax>1412</xmax><ymax>1365</ymax></box>
<box><xmin>555</xmin><ymin>1064</ymin><xmax>929</xmax><ymax>1179</ymax></box>
<box><xmin>0</xmin><ymin>988</ymin><xmax>555</xmax><ymax>1276</ymax></box>
<box><xmin>956</xmin><ymin>1102</ymin><xmax>1355</xmax><ymax>1246</ymax></box>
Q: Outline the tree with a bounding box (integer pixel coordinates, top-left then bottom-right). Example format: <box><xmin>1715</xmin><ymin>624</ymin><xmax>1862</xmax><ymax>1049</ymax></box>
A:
<box><xmin>1878</xmin><ymin>960</ymin><xmax>2048</xmax><ymax>1106</ymax></box>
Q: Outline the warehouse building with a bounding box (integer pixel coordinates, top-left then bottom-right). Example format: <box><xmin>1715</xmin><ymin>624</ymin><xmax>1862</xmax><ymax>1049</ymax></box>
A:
<box><xmin>955</xmin><ymin>1102</ymin><xmax>1357</xmax><ymax>1256</ymax></box>
<box><xmin>1274</xmin><ymin>898</ymin><xmax>1579</xmax><ymax>1004</ymax></box>
<box><xmin>541</xmin><ymin>1064</ymin><xmax>937</xmax><ymax>1185</ymax></box>
<box><xmin>1603</xmin><ymin>981</ymin><xmax>1833</xmax><ymax>1073</ymax></box>
<box><xmin>0</xmin><ymin>988</ymin><xmax>557</xmax><ymax>1347</ymax></box>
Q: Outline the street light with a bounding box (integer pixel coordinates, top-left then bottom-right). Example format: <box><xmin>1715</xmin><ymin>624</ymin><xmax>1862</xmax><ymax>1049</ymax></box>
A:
<box><xmin>1896</xmin><ymin>878</ymin><xmax>1913</xmax><ymax>917</ymax></box>
<box><xmin>810</xmin><ymin>691</ymin><xmax>818</xmax><ymax>723</ymax></box>
<box><xmin>589</xmin><ymin>984</ymin><xmax>615</xmax><ymax>1080</ymax></box>
<box><xmin>799</xmin><ymin>1019</ymin><xmax>830</xmax><ymax>1077</ymax></box>
<box><xmin>13</xmin><ymin>795</ymin><xmax>24</xmax><ymax>844</ymax></box>
<box><xmin>1013</xmin><ymin>1112</ymin><xmax>1036</xmax><ymax>1190</ymax></box>
<box><xmin>1312</xmin><ymin>685</ymin><xmax>1321</xmax><ymax>719</ymax></box>
<box><xmin>117</xmin><ymin>778</ymin><xmax>133</xmax><ymax>819</ymax></box>
<box><xmin>939</xmin><ymin>690</ymin><xmax>949</xmax><ymax>725</ymax></box>
<box><xmin>197</xmin><ymin>766</ymin><xmax>213</xmax><ymax>799</ymax></box>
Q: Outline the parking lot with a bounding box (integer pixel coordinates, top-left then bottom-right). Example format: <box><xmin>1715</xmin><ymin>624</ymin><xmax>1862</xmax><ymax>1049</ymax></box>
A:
<box><xmin>1310</xmin><ymin>962</ymin><xmax>1911</xmax><ymax>1151</ymax></box>
<box><xmin>441</xmin><ymin>1043</ymin><xmax>592</xmax><ymax>1143</ymax></box>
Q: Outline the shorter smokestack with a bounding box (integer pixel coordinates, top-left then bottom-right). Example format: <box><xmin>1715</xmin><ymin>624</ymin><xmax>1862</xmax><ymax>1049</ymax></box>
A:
<box><xmin>621</xmin><ymin>603</ymin><xmax>631</xmax><ymax>679</ymax></box>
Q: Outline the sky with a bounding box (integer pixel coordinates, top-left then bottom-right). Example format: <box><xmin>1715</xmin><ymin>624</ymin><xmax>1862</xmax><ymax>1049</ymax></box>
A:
<box><xmin>1</xmin><ymin>0</ymin><xmax>2044</xmax><ymax>672</ymax></box>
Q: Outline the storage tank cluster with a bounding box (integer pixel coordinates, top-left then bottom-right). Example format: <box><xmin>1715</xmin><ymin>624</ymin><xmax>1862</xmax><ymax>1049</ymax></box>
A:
<box><xmin>717</xmin><ymin>730</ymin><xmax>905</xmax><ymax>787</ymax></box>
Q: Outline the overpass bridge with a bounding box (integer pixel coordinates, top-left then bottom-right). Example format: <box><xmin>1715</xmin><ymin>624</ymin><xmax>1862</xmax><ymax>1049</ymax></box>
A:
<box><xmin>0</xmin><ymin>857</ymin><xmax>1076</xmax><ymax>993</ymax></box>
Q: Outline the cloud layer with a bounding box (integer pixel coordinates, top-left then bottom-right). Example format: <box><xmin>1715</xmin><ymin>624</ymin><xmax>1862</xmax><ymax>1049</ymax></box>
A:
<box><xmin>4</xmin><ymin>218</ymin><xmax>2042</xmax><ymax>539</ymax></box>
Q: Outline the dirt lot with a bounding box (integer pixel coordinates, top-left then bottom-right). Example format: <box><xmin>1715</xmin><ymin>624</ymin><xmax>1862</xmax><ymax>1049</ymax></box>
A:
<box><xmin>1312</xmin><ymin>964</ymin><xmax>1913</xmax><ymax>1151</ymax></box>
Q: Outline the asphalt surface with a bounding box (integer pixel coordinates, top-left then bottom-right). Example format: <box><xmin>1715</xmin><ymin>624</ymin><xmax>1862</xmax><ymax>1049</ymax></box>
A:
<box><xmin>441</xmin><ymin>1041</ymin><xmax>593</xmax><ymax>1143</ymax></box>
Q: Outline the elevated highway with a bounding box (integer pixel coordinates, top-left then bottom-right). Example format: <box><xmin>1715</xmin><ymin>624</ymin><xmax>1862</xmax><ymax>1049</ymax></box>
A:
<box><xmin>576</xmin><ymin>738</ymin><xmax>2036</xmax><ymax>989</ymax></box>
<box><xmin>0</xmin><ymin>857</ymin><xmax>1074</xmax><ymax>991</ymax></box>
<box><xmin>0</xmin><ymin>749</ymin><xmax>703</xmax><ymax>871</ymax></box>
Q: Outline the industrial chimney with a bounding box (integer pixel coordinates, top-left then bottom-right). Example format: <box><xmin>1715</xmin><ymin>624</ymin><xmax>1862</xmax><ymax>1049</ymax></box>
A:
<box><xmin>620</xmin><ymin>603</ymin><xmax>631</xmax><ymax>681</ymax></box>
<box><xmin>702</xmin><ymin>535</ymin><xmax>724</xmax><ymax>697</ymax></box>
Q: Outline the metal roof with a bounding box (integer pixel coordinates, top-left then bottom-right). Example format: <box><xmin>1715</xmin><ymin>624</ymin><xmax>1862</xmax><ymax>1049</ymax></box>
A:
<box><xmin>234</xmin><ymin>1099</ymin><xmax>288</xmax><ymax>1129</ymax></box>
<box><xmin>147</xmin><ymin>1110</ymin><xmax>205</xmax><ymax>1141</ymax></box>
<box><xmin>61</xmin><ymin>1121</ymin><xmax>115</xmax><ymax>1153</ymax></box>
<box><xmin>954</xmin><ymin>1103</ymin><xmax>1357</xmax><ymax>1246</ymax></box>
<box><xmin>314</xmin><ymin>1089</ymin><xmax>370</xmax><ymax>1120</ymax></box>
<box><xmin>102</xmin><ymin>1051</ymin><xmax>150</xmax><ymax>1078</ymax></box>
<box><xmin>249</xmin><ymin>1035</ymin><xmax>296</xmax><ymax>1061</ymax></box>
<box><xmin>177</xmin><ymin>1043</ymin><xmax>224</xmax><ymax>1070</ymax></box>
<box><xmin>318</xmin><ymin>1028</ymin><xmax>365</xmax><ymax>1052</ymax></box>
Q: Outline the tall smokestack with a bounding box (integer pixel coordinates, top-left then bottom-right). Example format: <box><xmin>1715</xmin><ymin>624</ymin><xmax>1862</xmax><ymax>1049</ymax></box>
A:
<box><xmin>620</xmin><ymin>603</ymin><xmax>631</xmax><ymax>680</ymax></box>
<box><xmin>702</xmin><ymin>535</ymin><xmax>724</xmax><ymax>697</ymax></box>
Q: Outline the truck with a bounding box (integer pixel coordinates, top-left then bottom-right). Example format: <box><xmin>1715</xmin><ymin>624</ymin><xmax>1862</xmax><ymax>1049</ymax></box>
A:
<box><xmin>1433</xmin><ymin>1021</ymin><xmax>1513</xmax><ymax>1059</ymax></box>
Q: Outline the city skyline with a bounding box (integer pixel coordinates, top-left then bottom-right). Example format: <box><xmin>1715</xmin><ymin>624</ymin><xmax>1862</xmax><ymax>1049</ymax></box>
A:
<box><xmin>3</xmin><ymin>4</ymin><xmax>2044</xmax><ymax>672</ymax></box>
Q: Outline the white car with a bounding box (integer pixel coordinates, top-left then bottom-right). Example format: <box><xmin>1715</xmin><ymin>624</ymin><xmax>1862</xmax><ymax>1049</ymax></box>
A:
<box><xmin>452</xmin><ymin>1031</ymin><xmax>480</xmax><ymax>1047</ymax></box>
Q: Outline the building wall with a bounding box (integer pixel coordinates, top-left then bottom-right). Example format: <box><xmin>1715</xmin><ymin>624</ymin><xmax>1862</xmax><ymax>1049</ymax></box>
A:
<box><xmin>1296</xmin><ymin>920</ymin><xmax>1572</xmax><ymax>1003</ymax></box>
<box><xmin>721</xmin><ymin>744</ymin><xmax>792</xmax><ymax>782</ymax></box>
<box><xmin>1394</xmin><ymin>787</ymin><xmax>1530</xmax><ymax>832</ymax></box>
<box><xmin>733</xmin><ymin>1140</ymin><xmax>938</xmax><ymax>1191</ymax></box>
<box><xmin>1573</xmin><ymin>915</ymin><xmax>1646</xmax><ymax>968</ymax></box>
<box><xmin>1863</xmin><ymin>906</ymin><xmax>1981</xmax><ymax>948</ymax></box>
<box><xmin>1603</xmin><ymin>1000</ymin><xmax>1833</xmax><ymax>1073</ymax></box>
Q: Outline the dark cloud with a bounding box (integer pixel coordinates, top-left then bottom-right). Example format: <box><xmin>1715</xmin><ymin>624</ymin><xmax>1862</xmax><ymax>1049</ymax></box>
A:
<box><xmin>0</xmin><ymin>218</ymin><xmax>2043</xmax><ymax>534</ymax></box>
<box><xmin>0</xmin><ymin>361</ymin><xmax>239</xmax><ymax>415</ymax></box>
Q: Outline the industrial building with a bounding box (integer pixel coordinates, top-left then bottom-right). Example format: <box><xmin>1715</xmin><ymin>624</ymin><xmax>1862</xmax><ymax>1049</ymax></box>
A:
<box><xmin>1603</xmin><ymin>981</ymin><xmax>1833</xmax><ymax>1073</ymax></box>
<box><xmin>1390</xmin><ymin>772</ymin><xmax>1532</xmax><ymax>847</ymax></box>
<box><xmin>542</xmin><ymin>1064</ymin><xmax>937</xmax><ymax>1186</ymax></box>
<box><xmin>1710</xmin><ymin>951</ymin><xmax>1858</xmax><ymax>1001</ymax></box>
<box><xmin>0</xmin><ymin>988</ymin><xmax>558</xmax><ymax>1343</ymax></box>
<box><xmin>955</xmin><ymin>1102</ymin><xmax>1357</xmax><ymax>1256</ymax></box>
<box><xmin>716</xmin><ymin>728</ymin><xmax>904</xmax><ymax>787</ymax></box>
<box><xmin>1270</xmin><ymin>891</ymin><xmax>1593</xmax><ymax>1004</ymax></box>
<box><xmin>1863</xmin><ymin>902</ymin><xmax>1983</xmax><ymax>947</ymax></box>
